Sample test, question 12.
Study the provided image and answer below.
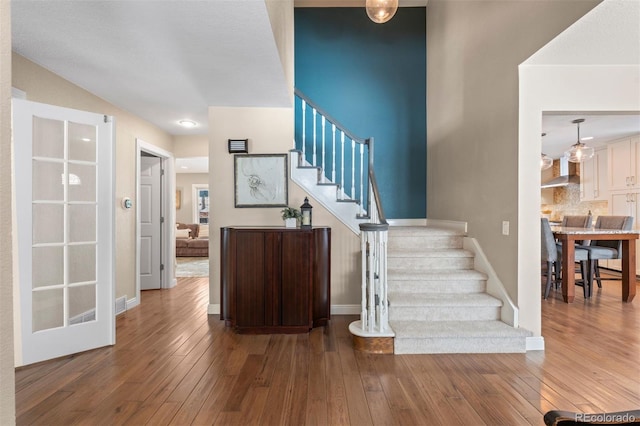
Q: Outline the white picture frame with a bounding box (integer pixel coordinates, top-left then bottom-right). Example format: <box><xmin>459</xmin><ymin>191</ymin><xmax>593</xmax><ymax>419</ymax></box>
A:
<box><xmin>234</xmin><ymin>154</ymin><xmax>288</xmax><ymax>207</ymax></box>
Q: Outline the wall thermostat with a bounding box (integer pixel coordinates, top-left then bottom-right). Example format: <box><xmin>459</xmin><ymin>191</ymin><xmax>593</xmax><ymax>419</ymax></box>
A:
<box><xmin>122</xmin><ymin>197</ymin><xmax>132</xmax><ymax>209</ymax></box>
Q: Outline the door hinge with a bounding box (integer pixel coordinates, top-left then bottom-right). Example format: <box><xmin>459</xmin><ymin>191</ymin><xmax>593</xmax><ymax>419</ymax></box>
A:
<box><xmin>160</xmin><ymin>264</ymin><xmax>165</xmax><ymax>271</ymax></box>
<box><xmin>161</xmin><ymin>168</ymin><xmax>165</xmax><ymax>176</ymax></box>
<box><xmin>161</xmin><ymin>217</ymin><xmax>165</xmax><ymax>223</ymax></box>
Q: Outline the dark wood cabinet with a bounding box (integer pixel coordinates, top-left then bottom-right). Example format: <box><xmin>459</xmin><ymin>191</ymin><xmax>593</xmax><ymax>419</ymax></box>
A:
<box><xmin>220</xmin><ymin>227</ymin><xmax>330</xmax><ymax>333</ymax></box>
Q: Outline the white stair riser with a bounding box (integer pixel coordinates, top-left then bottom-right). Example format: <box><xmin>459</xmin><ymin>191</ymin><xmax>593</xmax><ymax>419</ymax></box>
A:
<box><xmin>289</xmin><ymin>151</ymin><xmax>368</xmax><ymax>234</ymax></box>
<box><xmin>388</xmin><ymin>236</ymin><xmax>463</xmax><ymax>250</ymax></box>
<box><xmin>388</xmin><ymin>280</ymin><xmax>486</xmax><ymax>293</ymax></box>
<box><xmin>394</xmin><ymin>337</ymin><xmax>527</xmax><ymax>354</ymax></box>
<box><xmin>389</xmin><ymin>306</ymin><xmax>500</xmax><ymax>321</ymax></box>
<box><xmin>388</xmin><ymin>257</ymin><xmax>474</xmax><ymax>270</ymax></box>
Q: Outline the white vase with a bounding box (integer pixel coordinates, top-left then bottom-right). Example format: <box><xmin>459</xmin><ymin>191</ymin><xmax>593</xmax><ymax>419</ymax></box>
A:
<box><xmin>284</xmin><ymin>218</ymin><xmax>297</xmax><ymax>228</ymax></box>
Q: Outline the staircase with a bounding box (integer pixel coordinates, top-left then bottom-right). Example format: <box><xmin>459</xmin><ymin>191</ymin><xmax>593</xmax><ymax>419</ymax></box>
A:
<box><xmin>387</xmin><ymin>226</ymin><xmax>532</xmax><ymax>354</ymax></box>
<box><xmin>292</xmin><ymin>89</ymin><xmax>531</xmax><ymax>354</ymax></box>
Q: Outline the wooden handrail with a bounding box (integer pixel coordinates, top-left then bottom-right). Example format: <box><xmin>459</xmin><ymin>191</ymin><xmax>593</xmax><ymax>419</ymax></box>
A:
<box><xmin>295</xmin><ymin>88</ymin><xmax>368</xmax><ymax>145</ymax></box>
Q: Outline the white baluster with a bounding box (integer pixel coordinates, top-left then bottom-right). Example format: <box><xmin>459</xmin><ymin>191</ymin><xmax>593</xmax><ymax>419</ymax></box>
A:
<box><xmin>331</xmin><ymin>124</ymin><xmax>336</xmax><ymax>183</ymax></box>
<box><xmin>368</xmin><ymin>235</ymin><xmax>375</xmax><ymax>333</ymax></box>
<box><xmin>312</xmin><ymin>108</ymin><xmax>317</xmax><ymax>167</ymax></box>
<box><xmin>359</xmin><ymin>144</ymin><xmax>364</xmax><ymax>216</ymax></box>
<box><xmin>301</xmin><ymin>100</ymin><xmax>306</xmax><ymax>162</ymax></box>
<box><xmin>360</xmin><ymin>235</ymin><xmax>368</xmax><ymax>330</ymax></box>
<box><xmin>379</xmin><ymin>230</ymin><xmax>388</xmax><ymax>331</ymax></box>
<box><xmin>340</xmin><ymin>131</ymin><xmax>345</xmax><ymax>200</ymax></box>
<box><xmin>321</xmin><ymin>116</ymin><xmax>326</xmax><ymax>183</ymax></box>
<box><xmin>351</xmin><ymin>140</ymin><xmax>356</xmax><ymax>201</ymax></box>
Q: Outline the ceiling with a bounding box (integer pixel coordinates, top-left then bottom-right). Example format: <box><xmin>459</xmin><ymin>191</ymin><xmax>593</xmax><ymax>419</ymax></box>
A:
<box><xmin>12</xmin><ymin>1</ymin><xmax>637</xmax><ymax>159</ymax></box>
<box><xmin>11</xmin><ymin>0</ymin><xmax>291</xmax><ymax>136</ymax></box>
<box><xmin>541</xmin><ymin>112</ymin><xmax>640</xmax><ymax>159</ymax></box>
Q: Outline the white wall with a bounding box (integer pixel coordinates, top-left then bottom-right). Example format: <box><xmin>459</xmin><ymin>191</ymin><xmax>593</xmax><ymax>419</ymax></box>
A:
<box><xmin>0</xmin><ymin>0</ymin><xmax>15</xmax><ymax>423</ymax></box>
<box><xmin>519</xmin><ymin>0</ymin><xmax>640</xmax><ymax>335</ymax></box>
<box><xmin>172</xmin><ymin>134</ymin><xmax>208</xmax><ymax>158</ymax></box>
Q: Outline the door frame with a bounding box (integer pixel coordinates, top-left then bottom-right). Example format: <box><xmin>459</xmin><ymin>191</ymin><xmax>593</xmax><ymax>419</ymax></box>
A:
<box><xmin>135</xmin><ymin>139</ymin><xmax>175</xmax><ymax>305</ymax></box>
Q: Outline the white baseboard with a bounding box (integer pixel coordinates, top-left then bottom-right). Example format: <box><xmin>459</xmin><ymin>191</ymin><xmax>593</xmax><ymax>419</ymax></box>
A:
<box><xmin>526</xmin><ymin>336</ymin><xmax>545</xmax><ymax>351</ymax></box>
<box><xmin>207</xmin><ymin>304</ymin><xmax>360</xmax><ymax>316</ymax></box>
<box><xmin>331</xmin><ymin>304</ymin><xmax>360</xmax><ymax>315</ymax></box>
<box><xmin>126</xmin><ymin>297</ymin><xmax>139</xmax><ymax>311</ymax></box>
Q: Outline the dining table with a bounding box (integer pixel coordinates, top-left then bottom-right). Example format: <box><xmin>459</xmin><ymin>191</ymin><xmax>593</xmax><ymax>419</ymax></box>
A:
<box><xmin>552</xmin><ymin>226</ymin><xmax>639</xmax><ymax>303</ymax></box>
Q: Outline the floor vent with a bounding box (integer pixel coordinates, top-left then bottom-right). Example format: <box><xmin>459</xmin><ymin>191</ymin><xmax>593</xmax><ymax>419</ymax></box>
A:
<box><xmin>115</xmin><ymin>296</ymin><xmax>127</xmax><ymax>315</ymax></box>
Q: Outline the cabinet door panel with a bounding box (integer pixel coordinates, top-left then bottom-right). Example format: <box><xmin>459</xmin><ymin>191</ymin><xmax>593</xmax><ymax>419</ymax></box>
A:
<box><xmin>581</xmin><ymin>156</ymin><xmax>595</xmax><ymax>201</ymax></box>
<box><xmin>609</xmin><ymin>139</ymin><xmax>632</xmax><ymax>191</ymax></box>
<box><xmin>281</xmin><ymin>232</ymin><xmax>312</xmax><ymax>326</ymax></box>
<box><xmin>235</xmin><ymin>232</ymin><xmax>265</xmax><ymax>326</ymax></box>
<box><xmin>265</xmin><ymin>232</ymin><xmax>281</xmax><ymax>326</ymax></box>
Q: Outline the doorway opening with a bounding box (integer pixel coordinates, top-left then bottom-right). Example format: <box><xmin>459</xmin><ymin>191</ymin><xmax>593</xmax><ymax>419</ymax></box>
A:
<box><xmin>135</xmin><ymin>140</ymin><xmax>175</xmax><ymax>306</ymax></box>
<box><xmin>175</xmin><ymin>158</ymin><xmax>209</xmax><ymax>278</ymax></box>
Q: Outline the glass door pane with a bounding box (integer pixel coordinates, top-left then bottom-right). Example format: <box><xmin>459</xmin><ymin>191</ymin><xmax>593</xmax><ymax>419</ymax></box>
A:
<box><xmin>31</xmin><ymin>116</ymin><xmax>98</xmax><ymax>332</ymax></box>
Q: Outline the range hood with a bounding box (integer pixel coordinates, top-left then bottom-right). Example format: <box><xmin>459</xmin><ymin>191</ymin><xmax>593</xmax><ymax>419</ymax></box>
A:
<box><xmin>541</xmin><ymin>157</ymin><xmax>580</xmax><ymax>188</ymax></box>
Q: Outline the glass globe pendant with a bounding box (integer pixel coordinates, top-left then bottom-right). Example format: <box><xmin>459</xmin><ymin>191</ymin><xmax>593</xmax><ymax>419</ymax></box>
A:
<box><xmin>366</xmin><ymin>0</ymin><xmax>398</xmax><ymax>24</ymax></box>
<box><xmin>540</xmin><ymin>132</ymin><xmax>553</xmax><ymax>170</ymax></box>
<box><xmin>564</xmin><ymin>118</ymin><xmax>595</xmax><ymax>163</ymax></box>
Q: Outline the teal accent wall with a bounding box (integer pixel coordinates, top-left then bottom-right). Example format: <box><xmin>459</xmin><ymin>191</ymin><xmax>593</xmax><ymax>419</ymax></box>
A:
<box><xmin>295</xmin><ymin>7</ymin><xmax>426</xmax><ymax>219</ymax></box>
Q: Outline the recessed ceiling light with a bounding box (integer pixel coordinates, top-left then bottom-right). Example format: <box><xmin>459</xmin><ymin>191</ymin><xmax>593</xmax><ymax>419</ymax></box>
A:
<box><xmin>81</xmin><ymin>137</ymin><xmax>91</xmax><ymax>142</ymax></box>
<box><xmin>581</xmin><ymin>136</ymin><xmax>594</xmax><ymax>141</ymax></box>
<box><xmin>180</xmin><ymin>166</ymin><xmax>188</xmax><ymax>169</ymax></box>
<box><xmin>178</xmin><ymin>119</ymin><xmax>197</xmax><ymax>128</ymax></box>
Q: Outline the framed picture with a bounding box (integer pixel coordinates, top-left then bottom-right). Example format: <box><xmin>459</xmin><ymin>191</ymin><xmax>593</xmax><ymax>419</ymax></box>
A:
<box><xmin>175</xmin><ymin>189</ymin><xmax>182</xmax><ymax>210</ymax></box>
<box><xmin>234</xmin><ymin>154</ymin><xmax>288</xmax><ymax>207</ymax></box>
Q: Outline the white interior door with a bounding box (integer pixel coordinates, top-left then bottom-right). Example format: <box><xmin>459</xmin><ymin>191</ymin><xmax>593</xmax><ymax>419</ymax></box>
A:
<box><xmin>13</xmin><ymin>98</ymin><xmax>115</xmax><ymax>366</ymax></box>
<box><xmin>139</xmin><ymin>155</ymin><xmax>162</xmax><ymax>290</ymax></box>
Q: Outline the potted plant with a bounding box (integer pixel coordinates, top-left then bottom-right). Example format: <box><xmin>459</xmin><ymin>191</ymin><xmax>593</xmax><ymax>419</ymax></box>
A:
<box><xmin>281</xmin><ymin>206</ymin><xmax>301</xmax><ymax>228</ymax></box>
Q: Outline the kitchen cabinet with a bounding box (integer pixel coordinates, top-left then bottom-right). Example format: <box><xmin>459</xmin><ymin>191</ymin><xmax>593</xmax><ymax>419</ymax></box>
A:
<box><xmin>607</xmin><ymin>136</ymin><xmax>640</xmax><ymax>191</ymax></box>
<box><xmin>220</xmin><ymin>226</ymin><xmax>331</xmax><ymax>333</ymax></box>
<box><xmin>580</xmin><ymin>147</ymin><xmax>608</xmax><ymax>201</ymax></box>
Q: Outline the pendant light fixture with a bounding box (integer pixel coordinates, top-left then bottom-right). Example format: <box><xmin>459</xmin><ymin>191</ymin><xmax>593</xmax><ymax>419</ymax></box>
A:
<box><xmin>540</xmin><ymin>133</ymin><xmax>553</xmax><ymax>170</ymax></box>
<box><xmin>564</xmin><ymin>118</ymin><xmax>594</xmax><ymax>163</ymax></box>
<box><xmin>366</xmin><ymin>0</ymin><xmax>398</xmax><ymax>24</ymax></box>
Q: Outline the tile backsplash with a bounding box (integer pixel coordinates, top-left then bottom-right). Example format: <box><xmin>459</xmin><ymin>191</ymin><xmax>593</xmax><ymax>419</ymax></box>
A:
<box><xmin>541</xmin><ymin>184</ymin><xmax>608</xmax><ymax>222</ymax></box>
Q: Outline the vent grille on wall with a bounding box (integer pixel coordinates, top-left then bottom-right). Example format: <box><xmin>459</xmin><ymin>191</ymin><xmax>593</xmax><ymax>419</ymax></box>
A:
<box><xmin>228</xmin><ymin>139</ymin><xmax>248</xmax><ymax>153</ymax></box>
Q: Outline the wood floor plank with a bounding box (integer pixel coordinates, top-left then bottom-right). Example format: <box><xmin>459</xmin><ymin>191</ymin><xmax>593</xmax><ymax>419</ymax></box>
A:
<box><xmin>13</xmin><ymin>276</ymin><xmax>640</xmax><ymax>425</ymax></box>
<box><xmin>305</xmin><ymin>352</ymin><xmax>328</xmax><ymax>426</ymax></box>
<box><xmin>325</xmin><ymin>351</ymin><xmax>350</xmax><ymax>426</ymax></box>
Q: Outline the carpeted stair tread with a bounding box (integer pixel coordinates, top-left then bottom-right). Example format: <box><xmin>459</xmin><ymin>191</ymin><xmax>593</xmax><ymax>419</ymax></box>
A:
<box><xmin>388</xmin><ymin>248</ymin><xmax>474</xmax><ymax>258</ymax></box>
<box><xmin>387</xmin><ymin>269</ymin><xmax>487</xmax><ymax>281</ymax></box>
<box><xmin>390</xmin><ymin>320</ymin><xmax>533</xmax><ymax>338</ymax></box>
<box><xmin>389</xmin><ymin>292</ymin><xmax>502</xmax><ymax>307</ymax></box>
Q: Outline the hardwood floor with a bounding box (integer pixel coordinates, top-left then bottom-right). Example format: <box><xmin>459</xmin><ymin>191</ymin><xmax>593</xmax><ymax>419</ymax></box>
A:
<box><xmin>15</xmin><ymin>274</ymin><xmax>640</xmax><ymax>425</ymax></box>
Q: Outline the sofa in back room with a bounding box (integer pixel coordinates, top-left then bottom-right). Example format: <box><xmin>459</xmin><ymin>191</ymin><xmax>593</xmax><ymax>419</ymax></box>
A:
<box><xmin>175</xmin><ymin>223</ymin><xmax>209</xmax><ymax>257</ymax></box>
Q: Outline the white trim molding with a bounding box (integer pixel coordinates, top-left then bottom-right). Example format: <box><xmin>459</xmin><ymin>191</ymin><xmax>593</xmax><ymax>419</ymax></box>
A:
<box><xmin>526</xmin><ymin>336</ymin><xmax>545</xmax><ymax>351</ymax></box>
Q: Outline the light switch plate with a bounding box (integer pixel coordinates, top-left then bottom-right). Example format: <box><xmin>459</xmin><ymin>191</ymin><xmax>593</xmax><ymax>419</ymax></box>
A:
<box><xmin>502</xmin><ymin>221</ymin><xmax>510</xmax><ymax>236</ymax></box>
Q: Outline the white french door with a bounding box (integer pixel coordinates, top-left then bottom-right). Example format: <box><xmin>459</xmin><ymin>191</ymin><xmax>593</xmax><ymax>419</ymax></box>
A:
<box><xmin>13</xmin><ymin>99</ymin><xmax>115</xmax><ymax>366</ymax></box>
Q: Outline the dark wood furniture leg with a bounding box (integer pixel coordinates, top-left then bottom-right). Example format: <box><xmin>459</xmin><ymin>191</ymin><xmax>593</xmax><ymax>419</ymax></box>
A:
<box><xmin>561</xmin><ymin>235</ymin><xmax>576</xmax><ymax>303</ymax></box>
<box><xmin>621</xmin><ymin>239</ymin><xmax>636</xmax><ymax>302</ymax></box>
